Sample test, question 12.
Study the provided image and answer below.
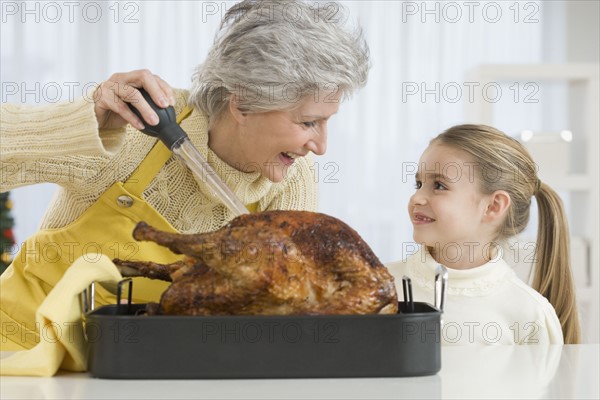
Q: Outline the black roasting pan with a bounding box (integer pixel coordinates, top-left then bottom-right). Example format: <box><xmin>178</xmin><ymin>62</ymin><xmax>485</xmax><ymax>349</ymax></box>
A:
<box><xmin>84</xmin><ymin>302</ymin><xmax>442</xmax><ymax>379</ymax></box>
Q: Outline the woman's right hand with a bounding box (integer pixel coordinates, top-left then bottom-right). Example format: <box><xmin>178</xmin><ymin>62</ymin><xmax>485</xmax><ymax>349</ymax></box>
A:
<box><xmin>93</xmin><ymin>69</ymin><xmax>176</xmax><ymax>131</ymax></box>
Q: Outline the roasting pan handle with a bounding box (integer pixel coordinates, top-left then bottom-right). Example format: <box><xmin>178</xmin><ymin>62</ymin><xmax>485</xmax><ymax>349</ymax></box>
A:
<box><xmin>434</xmin><ymin>264</ymin><xmax>448</xmax><ymax>312</ymax></box>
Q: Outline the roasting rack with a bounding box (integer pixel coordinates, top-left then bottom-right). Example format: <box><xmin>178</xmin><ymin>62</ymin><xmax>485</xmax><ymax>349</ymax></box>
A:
<box><xmin>401</xmin><ymin>276</ymin><xmax>414</xmax><ymax>313</ymax></box>
<box><xmin>81</xmin><ymin>277</ymin><xmax>445</xmax><ymax>379</ymax></box>
<box><xmin>79</xmin><ymin>278</ymin><xmax>134</xmax><ymax>342</ymax></box>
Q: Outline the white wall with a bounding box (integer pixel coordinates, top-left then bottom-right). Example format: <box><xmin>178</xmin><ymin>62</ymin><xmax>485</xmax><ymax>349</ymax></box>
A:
<box><xmin>2</xmin><ymin>1</ymin><xmax>549</xmax><ymax>263</ymax></box>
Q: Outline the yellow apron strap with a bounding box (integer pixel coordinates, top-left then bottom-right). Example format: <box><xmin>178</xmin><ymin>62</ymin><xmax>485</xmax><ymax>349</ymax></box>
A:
<box><xmin>123</xmin><ymin>106</ymin><xmax>194</xmax><ymax>196</ymax></box>
<box><xmin>176</xmin><ymin>106</ymin><xmax>194</xmax><ymax>125</ymax></box>
<box><xmin>246</xmin><ymin>201</ymin><xmax>259</xmax><ymax>213</ymax></box>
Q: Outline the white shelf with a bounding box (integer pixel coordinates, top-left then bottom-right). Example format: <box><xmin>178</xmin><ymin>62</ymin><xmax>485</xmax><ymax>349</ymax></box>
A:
<box><xmin>471</xmin><ymin>63</ymin><xmax>599</xmax><ymax>81</ymax></box>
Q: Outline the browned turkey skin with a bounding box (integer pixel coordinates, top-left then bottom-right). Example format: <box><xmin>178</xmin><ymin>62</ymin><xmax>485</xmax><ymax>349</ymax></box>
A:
<box><xmin>114</xmin><ymin>210</ymin><xmax>398</xmax><ymax>316</ymax></box>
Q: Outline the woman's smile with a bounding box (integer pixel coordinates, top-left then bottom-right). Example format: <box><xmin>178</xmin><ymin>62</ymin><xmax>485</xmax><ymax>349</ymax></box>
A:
<box><xmin>279</xmin><ymin>151</ymin><xmax>301</xmax><ymax>166</ymax></box>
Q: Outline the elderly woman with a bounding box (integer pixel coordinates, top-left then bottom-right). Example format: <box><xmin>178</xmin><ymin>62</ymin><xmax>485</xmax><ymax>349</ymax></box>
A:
<box><xmin>0</xmin><ymin>0</ymin><xmax>369</xmax><ymax>350</ymax></box>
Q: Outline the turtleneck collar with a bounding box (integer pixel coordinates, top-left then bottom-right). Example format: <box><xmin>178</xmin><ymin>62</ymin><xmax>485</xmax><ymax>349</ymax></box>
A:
<box><xmin>406</xmin><ymin>246</ymin><xmax>514</xmax><ymax>296</ymax></box>
<box><xmin>179</xmin><ymin>107</ymin><xmax>274</xmax><ymax>206</ymax></box>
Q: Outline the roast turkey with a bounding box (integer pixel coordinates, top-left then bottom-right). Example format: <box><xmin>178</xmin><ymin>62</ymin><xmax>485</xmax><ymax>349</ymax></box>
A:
<box><xmin>114</xmin><ymin>210</ymin><xmax>398</xmax><ymax>315</ymax></box>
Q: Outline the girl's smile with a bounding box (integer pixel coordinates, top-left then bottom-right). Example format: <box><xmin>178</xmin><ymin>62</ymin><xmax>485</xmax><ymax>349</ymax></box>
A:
<box><xmin>411</xmin><ymin>212</ymin><xmax>436</xmax><ymax>224</ymax></box>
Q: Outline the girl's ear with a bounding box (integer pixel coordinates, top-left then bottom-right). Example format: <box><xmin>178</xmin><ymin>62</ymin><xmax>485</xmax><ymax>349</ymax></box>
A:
<box><xmin>228</xmin><ymin>95</ymin><xmax>247</xmax><ymax>125</ymax></box>
<box><xmin>483</xmin><ymin>190</ymin><xmax>511</xmax><ymax>223</ymax></box>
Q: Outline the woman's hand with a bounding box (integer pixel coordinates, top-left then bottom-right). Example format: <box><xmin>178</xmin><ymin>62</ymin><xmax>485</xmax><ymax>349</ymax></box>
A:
<box><xmin>93</xmin><ymin>69</ymin><xmax>176</xmax><ymax>130</ymax></box>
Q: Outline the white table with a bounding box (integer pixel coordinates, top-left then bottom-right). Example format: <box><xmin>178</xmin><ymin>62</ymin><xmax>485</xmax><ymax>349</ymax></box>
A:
<box><xmin>1</xmin><ymin>344</ymin><xmax>598</xmax><ymax>399</ymax></box>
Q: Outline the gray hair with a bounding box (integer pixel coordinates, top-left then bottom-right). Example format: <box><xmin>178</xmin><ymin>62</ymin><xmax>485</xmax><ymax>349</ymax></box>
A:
<box><xmin>189</xmin><ymin>0</ymin><xmax>370</xmax><ymax>121</ymax></box>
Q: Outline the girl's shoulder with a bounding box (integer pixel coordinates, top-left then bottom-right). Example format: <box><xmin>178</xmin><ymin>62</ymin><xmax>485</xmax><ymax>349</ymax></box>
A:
<box><xmin>502</xmin><ymin>265</ymin><xmax>554</xmax><ymax>309</ymax></box>
<box><xmin>385</xmin><ymin>249</ymin><xmax>426</xmax><ymax>273</ymax></box>
<box><xmin>385</xmin><ymin>249</ymin><xmax>433</xmax><ymax>289</ymax></box>
<box><xmin>384</xmin><ymin>258</ymin><xmax>409</xmax><ymax>285</ymax></box>
<box><xmin>497</xmin><ymin>262</ymin><xmax>561</xmax><ymax>330</ymax></box>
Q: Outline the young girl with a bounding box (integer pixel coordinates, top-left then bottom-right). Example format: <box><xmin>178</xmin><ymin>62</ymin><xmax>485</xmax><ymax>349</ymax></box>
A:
<box><xmin>387</xmin><ymin>124</ymin><xmax>580</xmax><ymax>345</ymax></box>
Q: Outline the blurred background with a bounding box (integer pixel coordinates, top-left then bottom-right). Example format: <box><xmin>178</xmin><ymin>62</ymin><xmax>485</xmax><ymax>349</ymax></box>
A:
<box><xmin>1</xmin><ymin>1</ymin><xmax>598</xmax><ymax>341</ymax></box>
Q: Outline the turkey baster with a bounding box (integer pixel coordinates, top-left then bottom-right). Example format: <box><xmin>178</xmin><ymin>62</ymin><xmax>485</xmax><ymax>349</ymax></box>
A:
<box><xmin>128</xmin><ymin>89</ymin><xmax>249</xmax><ymax>217</ymax></box>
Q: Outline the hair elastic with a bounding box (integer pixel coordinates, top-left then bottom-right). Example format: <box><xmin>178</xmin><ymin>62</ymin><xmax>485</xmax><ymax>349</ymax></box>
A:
<box><xmin>534</xmin><ymin>179</ymin><xmax>541</xmax><ymax>196</ymax></box>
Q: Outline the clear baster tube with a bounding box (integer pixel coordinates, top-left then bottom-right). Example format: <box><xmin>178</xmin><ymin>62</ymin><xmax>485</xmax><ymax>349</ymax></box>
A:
<box><xmin>172</xmin><ymin>138</ymin><xmax>249</xmax><ymax>217</ymax></box>
<box><xmin>125</xmin><ymin>88</ymin><xmax>248</xmax><ymax>216</ymax></box>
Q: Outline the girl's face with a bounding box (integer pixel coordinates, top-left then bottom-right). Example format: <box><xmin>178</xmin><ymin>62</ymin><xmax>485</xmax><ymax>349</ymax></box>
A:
<box><xmin>233</xmin><ymin>92</ymin><xmax>340</xmax><ymax>182</ymax></box>
<box><xmin>408</xmin><ymin>143</ymin><xmax>495</xmax><ymax>254</ymax></box>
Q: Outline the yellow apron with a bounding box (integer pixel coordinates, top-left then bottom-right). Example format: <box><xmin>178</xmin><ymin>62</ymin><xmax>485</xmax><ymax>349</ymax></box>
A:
<box><xmin>1</xmin><ymin>107</ymin><xmax>200</xmax><ymax>351</ymax></box>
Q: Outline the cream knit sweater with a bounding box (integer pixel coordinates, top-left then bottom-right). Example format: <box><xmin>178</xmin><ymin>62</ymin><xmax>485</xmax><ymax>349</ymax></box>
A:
<box><xmin>386</xmin><ymin>246</ymin><xmax>563</xmax><ymax>345</ymax></box>
<box><xmin>0</xmin><ymin>90</ymin><xmax>318</xmax><ymax>233</ymax></box>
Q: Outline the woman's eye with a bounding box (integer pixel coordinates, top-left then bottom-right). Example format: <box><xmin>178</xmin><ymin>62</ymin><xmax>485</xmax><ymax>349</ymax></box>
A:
<box><xmin>414</xmin><ymin>181</ymin><xmax>422</xmax><ymax>189</ymax></box>
<box><xmin>302</xmin><ymin>121</ymin><xmax>317</xmax><ymax>128</ymax></box>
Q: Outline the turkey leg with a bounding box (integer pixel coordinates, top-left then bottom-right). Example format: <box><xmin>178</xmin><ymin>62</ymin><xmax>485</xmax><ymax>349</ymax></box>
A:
<box><xmin>113</xmin><ymin>259</ymin><xmax>193</xmax><ymax>282</ymax></box>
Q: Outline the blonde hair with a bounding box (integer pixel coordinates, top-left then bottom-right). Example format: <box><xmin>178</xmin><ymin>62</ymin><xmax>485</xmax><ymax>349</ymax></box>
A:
<box><xmin>432</xmin><ymin>124</ymin><xmax>581</xmax><ymax>344</ymax></box>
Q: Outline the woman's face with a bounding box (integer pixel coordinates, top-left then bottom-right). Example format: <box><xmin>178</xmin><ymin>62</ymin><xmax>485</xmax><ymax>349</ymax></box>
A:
<box><xmin>235</xmin><ymin>92</ymin><xmax>341</xmax><ymax>182</ymax></box>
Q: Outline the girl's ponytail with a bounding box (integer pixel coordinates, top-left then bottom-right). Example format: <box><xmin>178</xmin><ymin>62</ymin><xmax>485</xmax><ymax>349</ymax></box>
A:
<box><xmin>533</xmin><ymin>182</ymin><xmax>581</xmax><ymax>343</ymax></box>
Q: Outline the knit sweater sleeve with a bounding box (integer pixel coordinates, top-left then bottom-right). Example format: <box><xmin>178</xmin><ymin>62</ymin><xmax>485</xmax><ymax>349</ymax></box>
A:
<box><xmin>0</xmin><ymin>97</ymin><xmax>126</xmax><ymax>191</ymax></box>
<box><xmin>264</xmin><ymin>155</ymin><xmax>318</xmax><ymax>212</ymax></box>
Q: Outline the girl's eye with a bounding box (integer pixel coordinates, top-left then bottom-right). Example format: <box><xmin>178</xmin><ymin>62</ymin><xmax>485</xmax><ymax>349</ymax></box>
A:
<box><xmin>434</xmin><ymin>181</ymin><xmax>446</xmax><ymax>190</ymax></box>
<box><xmin>302</xmin><ymin>121</ymin><xmax>317</xmax><ymax>128</ymax></box>
<box><xmin>414</xmin><ymin>181</ymin><xmax>422</xmax><ymax>189</ymax></box>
